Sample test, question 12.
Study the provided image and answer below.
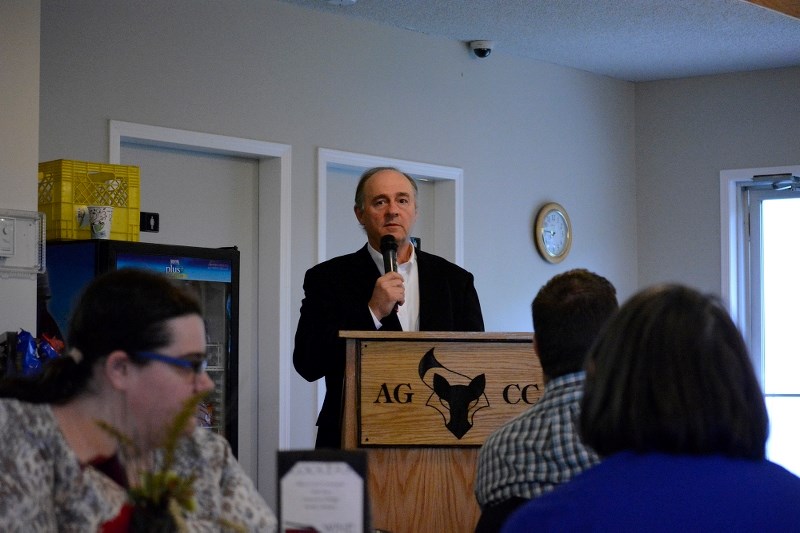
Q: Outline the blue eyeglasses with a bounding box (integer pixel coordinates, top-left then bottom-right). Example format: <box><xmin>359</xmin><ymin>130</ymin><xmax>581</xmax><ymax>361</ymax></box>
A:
<box><xmin>134</xmin><ymin>351</ymin><xmax>209</xmax><ymax>374</ymax></box>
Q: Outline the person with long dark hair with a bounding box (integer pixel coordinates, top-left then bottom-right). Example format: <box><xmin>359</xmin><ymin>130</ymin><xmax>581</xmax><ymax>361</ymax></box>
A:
<box><xmin>0</xmin><ymin>268</ymin><xmax>275</xmax><ymax>531</ymax></box>
<box><xmin>503</xmin><ymin>284</ymin><xmax>800</xmax><ymax>531</ymax></box>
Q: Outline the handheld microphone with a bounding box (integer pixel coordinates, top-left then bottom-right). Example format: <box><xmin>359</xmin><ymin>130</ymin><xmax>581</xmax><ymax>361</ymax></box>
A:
<box><xmin>380</xmin><ymin>234</ymin><xmax>398</xmax><ymax>273</ymax></box>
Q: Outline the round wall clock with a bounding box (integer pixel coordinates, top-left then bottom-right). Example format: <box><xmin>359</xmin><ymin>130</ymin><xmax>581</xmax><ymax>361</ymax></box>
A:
<box><xmin>534</xmin><ymin>202</ymin><xmax>572</xmax><ymax>263</ymax></box>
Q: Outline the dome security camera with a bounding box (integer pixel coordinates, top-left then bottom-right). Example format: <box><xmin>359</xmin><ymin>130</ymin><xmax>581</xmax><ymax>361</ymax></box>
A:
<box><xmin>469</xmin><ymin>40</ymin><xmax>494</xmax><ymax>58</ymax></box>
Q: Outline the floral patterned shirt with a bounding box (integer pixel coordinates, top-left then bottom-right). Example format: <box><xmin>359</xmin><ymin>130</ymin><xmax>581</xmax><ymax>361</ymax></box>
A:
<box><xmin>0</xmin><ymin>398</ymin><xmax>277</xmax><ymax>532</ymax></box>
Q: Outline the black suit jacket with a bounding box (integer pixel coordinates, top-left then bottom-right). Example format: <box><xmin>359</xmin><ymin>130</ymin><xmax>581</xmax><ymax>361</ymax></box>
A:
<box><xmin>293</xmin><ymin>244</ymin><xmax>485</xmax><ymax>448</ymax></box>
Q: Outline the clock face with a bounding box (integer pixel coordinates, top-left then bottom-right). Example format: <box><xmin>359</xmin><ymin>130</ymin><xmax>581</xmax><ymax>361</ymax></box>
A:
<box><xmin>542</xmin><ymin>210</ymin><xmax>569</xmax><ymax>256</ymax></box>
<box><xmin>535</xmin><ymin>202</ymin><xmax>572</xmax><ymax>263</ymax></box>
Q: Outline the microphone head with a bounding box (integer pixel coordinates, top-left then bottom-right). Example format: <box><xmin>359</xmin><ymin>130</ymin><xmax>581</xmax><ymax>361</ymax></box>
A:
<box><xmin>380</xmin><ymin>234</ymin><xmax>398</xmax><ymax>252</ymax></box>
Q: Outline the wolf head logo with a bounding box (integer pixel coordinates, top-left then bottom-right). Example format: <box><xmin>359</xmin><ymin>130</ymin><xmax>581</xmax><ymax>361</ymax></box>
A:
<box><xmin>418</xmin><ymin>348</ymin><xmax>488</xmax><ymax>439</ymax></box>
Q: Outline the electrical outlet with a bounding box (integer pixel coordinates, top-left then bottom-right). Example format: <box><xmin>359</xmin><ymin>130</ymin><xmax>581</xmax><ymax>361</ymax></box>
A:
<box><xmin>0</xmin><ymin>217</ymin><xmax>14</xmax><ymax>257</ymax></box>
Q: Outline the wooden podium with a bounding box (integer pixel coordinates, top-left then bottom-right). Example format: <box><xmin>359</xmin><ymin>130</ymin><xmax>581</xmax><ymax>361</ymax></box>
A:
<box><xmin>340</xmin><ymin>331</ymin><xmax>541</xmax><ymax>533</ymax></box>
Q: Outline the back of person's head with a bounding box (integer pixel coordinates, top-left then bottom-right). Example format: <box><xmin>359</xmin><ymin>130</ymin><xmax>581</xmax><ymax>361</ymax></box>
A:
<box><xmin>0</xmin><ymin>268</ymin><xmax>202</xmax><ymax>404</ymax></box>
<box><xmin>580</xmin><ymin>284</ymin><xmax>768</xmax><ymax>460</ymax></box>
<box><xmin>531</xmin><ymin>268</ymin><xmax>618</xmax><ymax>378</ymax></box>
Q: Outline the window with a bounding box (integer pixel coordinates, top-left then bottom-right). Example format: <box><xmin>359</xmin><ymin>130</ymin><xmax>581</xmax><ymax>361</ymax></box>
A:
<box><xmin>722</xmin><ymin>166</ymin><xmax>800</xmax><ymax>476</ymax></box>
<box><xmin>747</xmin><ymin>186</ymin><xmax>800</xmax><ymax>475</ymax></box>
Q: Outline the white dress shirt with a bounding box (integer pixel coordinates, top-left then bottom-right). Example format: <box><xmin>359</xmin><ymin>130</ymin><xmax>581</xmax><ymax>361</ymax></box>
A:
<box><xmin>367</xmin><ymin>243</ymin><xmax>420</xmax><ymax>331</ymax></box>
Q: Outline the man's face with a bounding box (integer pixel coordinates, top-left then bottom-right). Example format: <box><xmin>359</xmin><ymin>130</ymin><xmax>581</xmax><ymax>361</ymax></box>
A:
<box><xmin>355</xmin><ymin>169</ymin><xmax>417</xmax><ymax>251</ymax></box>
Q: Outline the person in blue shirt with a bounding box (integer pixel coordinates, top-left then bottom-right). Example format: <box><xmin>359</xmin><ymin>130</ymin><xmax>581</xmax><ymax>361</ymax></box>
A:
<box><xmin>502</xmin><ymin>284</ymin><xmax>800</xmax><ymax>532</ymax></box>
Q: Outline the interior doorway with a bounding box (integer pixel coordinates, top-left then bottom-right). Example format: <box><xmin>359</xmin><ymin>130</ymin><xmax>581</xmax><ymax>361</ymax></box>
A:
<box><xmin>109</xmin><ymin>120</ymin><xmax>291</xmax><ymax>507</ymax></box>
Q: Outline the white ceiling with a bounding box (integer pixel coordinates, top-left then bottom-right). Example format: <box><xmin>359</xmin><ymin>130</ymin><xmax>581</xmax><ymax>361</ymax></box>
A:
<box><xmin>277</xmin><ymin>0</ymin><xmax>800</xmax><ymax>82</ymax></box>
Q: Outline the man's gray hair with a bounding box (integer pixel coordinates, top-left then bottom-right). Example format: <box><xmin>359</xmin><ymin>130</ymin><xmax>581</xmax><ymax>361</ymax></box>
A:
<box><xmin>354</xmin><ymin>166</ymin><xmax>418</xmax><ymax>211</ymax></box>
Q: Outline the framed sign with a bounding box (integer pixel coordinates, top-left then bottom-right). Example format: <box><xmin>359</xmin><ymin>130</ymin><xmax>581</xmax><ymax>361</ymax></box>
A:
<box><xmin>277</xmin><ymin>450</ymin><xmax>369</xmax><ymax>533</ymax></box>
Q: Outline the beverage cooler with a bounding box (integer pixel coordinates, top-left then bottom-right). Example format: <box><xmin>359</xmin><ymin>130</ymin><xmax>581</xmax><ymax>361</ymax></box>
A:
<box><xmin>43</xmin><ymin>240</ymin><xmax>240</xmax><ymax>454</ymax></box>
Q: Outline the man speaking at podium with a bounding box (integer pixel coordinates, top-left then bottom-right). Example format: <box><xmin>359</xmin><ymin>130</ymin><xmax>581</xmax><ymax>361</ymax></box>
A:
<box><xmin>293</xmin><ymin>166</ymin><xmax>485</xmax><ymax>448</ymax></box>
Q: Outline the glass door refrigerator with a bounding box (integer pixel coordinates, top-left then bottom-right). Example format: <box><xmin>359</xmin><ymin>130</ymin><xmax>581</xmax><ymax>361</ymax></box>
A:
<box><xmin>43</xmin><ymin>240</ymin><xmax>240</xmax><ymax>454</ymax></box>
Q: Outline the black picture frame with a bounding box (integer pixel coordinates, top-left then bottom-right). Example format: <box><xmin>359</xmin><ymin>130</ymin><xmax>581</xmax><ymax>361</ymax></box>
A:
<box><xmin>277</xmin><ymin>449</ymin><xmax>369</xmax><ymax>533</ymax></box>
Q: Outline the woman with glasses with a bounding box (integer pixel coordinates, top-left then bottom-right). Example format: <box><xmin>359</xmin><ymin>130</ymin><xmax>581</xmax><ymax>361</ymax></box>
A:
<box><xmin>0</xmin><ymin>268</ymin><xmax>276</xmax><ymax>531</ymax></box>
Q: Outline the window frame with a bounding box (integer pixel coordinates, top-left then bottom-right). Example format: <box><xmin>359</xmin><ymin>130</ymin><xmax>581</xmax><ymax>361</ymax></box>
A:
<box><xmin>721</xmin><ymin>165</ymin><xmax>800</xmax><ymax>475</ymax></box>
<box><xmin>743</xmin><ymin>185</ymin><xmax>800</xmax><ymax>385</ymax></box>
<box><xmin>720</xmin><ymin>165</ymin><xmax>800</xmax><ymax>352</ymax></box>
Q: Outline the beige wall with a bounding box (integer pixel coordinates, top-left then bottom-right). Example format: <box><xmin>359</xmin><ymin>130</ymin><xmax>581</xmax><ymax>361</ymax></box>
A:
<box><xmin>0</xmin><ymin>1</ymin><xmax>40</xmax><ymax>334</ymax></box>
<box><xmin>635</xmin><ymin>67</ymin><xmax>800</xmax><ymax>294</ymax></box>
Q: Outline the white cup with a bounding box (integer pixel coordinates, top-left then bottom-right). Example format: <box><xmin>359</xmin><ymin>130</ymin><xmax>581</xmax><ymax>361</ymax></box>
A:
<box><xmin>88</xmin><ymin>205</ymin><xmax>113</xmax><ymax>239</ymax></box>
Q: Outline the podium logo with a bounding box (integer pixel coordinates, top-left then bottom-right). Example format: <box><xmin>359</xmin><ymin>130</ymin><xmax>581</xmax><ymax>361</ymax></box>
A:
<box><xmin>418</xmin><ymin>348</ymin><xmax>488</xmax><ymax>439</ymax></box>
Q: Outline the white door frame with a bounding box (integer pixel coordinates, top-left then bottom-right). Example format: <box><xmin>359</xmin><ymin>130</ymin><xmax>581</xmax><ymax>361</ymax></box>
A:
<box><xmin>108</xmin><ymin>120</ymin><xmax>292</xmax><ymax>496</ymax></box>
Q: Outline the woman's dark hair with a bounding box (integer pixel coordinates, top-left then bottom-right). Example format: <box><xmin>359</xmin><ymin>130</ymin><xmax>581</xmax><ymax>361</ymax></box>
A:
<box><xmin>0</xmin><ymin>268</ymin><xmax>202</xmax><ymax>404</ymax></box>
<box><xmin>580</xmin><ymin>284</ymin><xmax>768</xmax><ymax>460</ymax></box>
<box><xmin>532</xmin><ymin>269</ymin><xmax>618</xmax><ymax>378</ymax></box>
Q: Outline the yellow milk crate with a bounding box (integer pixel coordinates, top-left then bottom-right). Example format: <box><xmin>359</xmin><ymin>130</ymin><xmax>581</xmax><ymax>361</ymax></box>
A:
<box><xmin>38</xmin><ymin>159</ymin><xmax>140</xmax><ymax>241</ymax></box>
